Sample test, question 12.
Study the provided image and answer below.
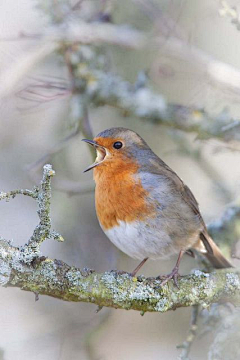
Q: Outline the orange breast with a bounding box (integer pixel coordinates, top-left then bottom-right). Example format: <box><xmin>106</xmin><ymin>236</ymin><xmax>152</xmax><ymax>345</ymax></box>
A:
<box><xmin>94</xmin><ymin>156</ymin><xmax>156</xmax><ymax>230</ymax></box>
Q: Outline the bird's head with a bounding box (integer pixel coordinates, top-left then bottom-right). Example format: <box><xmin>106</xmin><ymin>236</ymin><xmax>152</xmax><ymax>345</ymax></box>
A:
<box><xmin>82</xmin><ymin>127</ymin><xmax>150</xmax><ymax>173</ymax></box>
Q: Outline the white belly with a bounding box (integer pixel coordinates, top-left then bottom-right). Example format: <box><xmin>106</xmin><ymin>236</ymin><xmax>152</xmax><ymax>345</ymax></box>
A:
<box><xmin>103</xmin><ymin>220</ymin><xmax>186</xmax><ymax>260</ymax></box>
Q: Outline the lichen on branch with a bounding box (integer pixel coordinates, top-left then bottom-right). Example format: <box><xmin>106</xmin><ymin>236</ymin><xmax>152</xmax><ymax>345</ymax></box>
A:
<box><xmin>0</xmin><ymin>165</ymin><xmax>240</xmax><ymax>312</ymax></box>
<box><xmin>0</xmin><ymin>164</ymin><xmax>63</xmax><ymax>265</ymax></box>
<box><xmin>1</xmin><ymin>244</ymin><xmax>240</xmax><ymax>312</ymax></box>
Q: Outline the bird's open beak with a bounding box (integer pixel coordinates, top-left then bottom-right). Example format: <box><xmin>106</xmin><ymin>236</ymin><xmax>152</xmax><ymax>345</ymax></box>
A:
<box><xmin>82</xmin><ymin>139</ymin><xmax>107</xmax><ymax>172</ymax></box>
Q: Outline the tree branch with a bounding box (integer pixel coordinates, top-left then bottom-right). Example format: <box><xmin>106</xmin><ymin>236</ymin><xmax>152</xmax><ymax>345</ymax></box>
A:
<box><xmin>3</xmin><ymin>2</ymin><xmax>240</xmax><ymax>145</ymax></box>
<box><xmin>0</xmin><ymin>165</ymin><xmax>240</xmax><ymax>312</ymax></box>
<box><xmin>0</xmin><ymin>242</ymin><xmax>239</xmax><ymax>312</ymax></box>
<box><xmin>65</xmin><ymin>47</ymin><xmax>240</xmax><ymax>143</ymax></box>
<box><xmin>5</xmin><ymin>237</ymin><xmax>240</xmax><ymax>312</ymax></box>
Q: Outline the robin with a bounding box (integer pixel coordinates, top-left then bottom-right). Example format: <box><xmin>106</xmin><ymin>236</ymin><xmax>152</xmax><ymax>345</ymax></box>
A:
<box><xmin>82</xmin><ymin>127</ymin><xmax>232</xmax><ymax>286</ymax></box>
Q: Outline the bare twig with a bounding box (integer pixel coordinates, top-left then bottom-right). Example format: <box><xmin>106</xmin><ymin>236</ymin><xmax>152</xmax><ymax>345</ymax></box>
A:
<box><xmin>178</xmin><ymin>305</ymin><xmax>199</xmax><ymax>360</ymax></box>
<box><xmin>0</xmin><ymin>189</ymin><xmax>38</xmax><ymax>201</ymax></box>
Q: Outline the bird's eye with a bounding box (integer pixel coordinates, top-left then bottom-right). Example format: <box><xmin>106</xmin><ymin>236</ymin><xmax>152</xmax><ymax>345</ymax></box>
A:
<box><xmin>113</xmin><ymin>141</ymin><xmax>123</xmax><ymax>149</ymax></box>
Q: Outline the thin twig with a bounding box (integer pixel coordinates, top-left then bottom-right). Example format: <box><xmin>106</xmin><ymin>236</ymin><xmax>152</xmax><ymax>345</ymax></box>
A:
<box><xmin>27</xmin><ymin>164</ymin><xmax>63</xmax><ymax>249</ymax></box>
<box><xmin>0</xmin><ymin>189</ymin><xmax>38</xmax><ymax>201</ymax></box>
<box><xmin>178</xmin><ymin>305</ymin><xmax>199</xmax><ymax>359</ymax></box>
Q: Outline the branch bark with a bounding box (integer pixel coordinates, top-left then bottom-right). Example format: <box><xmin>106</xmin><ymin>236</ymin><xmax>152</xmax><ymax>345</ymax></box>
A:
<box><xmin>65</xmin><ymin>47</ymin><xmax>240</xmax><ymax>143</ymax></box>
<box><xmin>1</xmin><ymin>240</ymin><xmax>240</xmax><ymax>312</ymax></box>
<box><xmin>0</xmin><ymin>165</ymin><xmax>240</xmax><ymax>312</ymax></box>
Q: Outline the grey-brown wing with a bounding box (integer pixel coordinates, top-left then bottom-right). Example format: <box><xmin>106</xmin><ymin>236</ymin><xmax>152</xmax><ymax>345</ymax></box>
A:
<box><xmin>149</xmin><ymin>157</ymin><xmax>213</xmax><ymax>254</ymax></box>
<box><xmin>149</xmin><ymin>157</ymin><xmax>201</xmax><ymax>215</ymax></box>
<box><xmin>182</xmin><ymin>184</ymin><xmax>214</xmax><ymax>255</ymax></box>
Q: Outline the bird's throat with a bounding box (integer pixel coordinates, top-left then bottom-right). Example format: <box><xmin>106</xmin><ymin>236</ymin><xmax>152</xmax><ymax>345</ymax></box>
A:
<box><xmin>94</xmin><ymin>160</ymin><xmax>156</xmax><ymax>230</ymax></box>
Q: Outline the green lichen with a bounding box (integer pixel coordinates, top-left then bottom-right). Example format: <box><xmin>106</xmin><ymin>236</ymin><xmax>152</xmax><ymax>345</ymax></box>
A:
<box><xmin>0</xmin><ymin>165</ymin><xmax>240</xmax><ymax>312</ymax></box>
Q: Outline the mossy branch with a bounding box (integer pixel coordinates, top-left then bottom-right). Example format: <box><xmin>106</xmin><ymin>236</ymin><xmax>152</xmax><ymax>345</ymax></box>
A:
<box><xmin>0</xmin><ymin>165</ymin><xmax>240</xmax><ymax>312</ymax></box>
<box><xmin>0</xmin><ymin>248</ymin><xmax>240</xmax><ymax>312</ymax></box>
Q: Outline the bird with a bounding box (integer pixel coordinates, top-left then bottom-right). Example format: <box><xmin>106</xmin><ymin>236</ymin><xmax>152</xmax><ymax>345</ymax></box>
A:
<box><xmin>82</xmin><ymin>127</ymin><xmax>232</xmax><ymax>286</ymax></box>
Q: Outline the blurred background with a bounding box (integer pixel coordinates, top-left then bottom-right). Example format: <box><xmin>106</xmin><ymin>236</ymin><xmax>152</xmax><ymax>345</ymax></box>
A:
<box><xmin>0</xmin><ymin>0</ymin><xmax>240</xmax><ymax>359</ymax></box>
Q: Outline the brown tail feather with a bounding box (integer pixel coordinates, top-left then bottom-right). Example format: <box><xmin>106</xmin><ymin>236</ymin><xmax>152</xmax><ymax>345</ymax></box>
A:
<box><xmin>200</xmin><ymin>233</ymin><xmax>232</xmax><ymax>269</ymax></box>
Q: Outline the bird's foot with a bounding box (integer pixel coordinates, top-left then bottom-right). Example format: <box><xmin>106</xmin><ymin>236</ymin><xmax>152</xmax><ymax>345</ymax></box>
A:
<box><xmin>157</xmin><ymin>266</ymin><xmax>180</xmax><ymax>288</ymax></box>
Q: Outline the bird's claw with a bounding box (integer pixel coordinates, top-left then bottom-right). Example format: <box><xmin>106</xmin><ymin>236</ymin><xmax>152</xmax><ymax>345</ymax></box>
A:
<box><xmin>157</xmin><ymin>267</ymin><xmax>180</xmax><ymax>288</ymax></box>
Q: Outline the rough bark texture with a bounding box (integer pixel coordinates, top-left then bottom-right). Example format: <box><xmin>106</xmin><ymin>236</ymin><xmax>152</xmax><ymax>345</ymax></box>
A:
<box><xmin>0</xmin><ymin>165</ymin><xmax>240</xmax><ymax>313</ymax></box>
<box><xmin>0</xmin><ymin>239</ymin><xmax>239</xmax><ymax>312</ymax></box>
<box><xmin>1</xmin><ymin>241</ymin><xmax>240</xmax><ymax>312</ymax></box>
